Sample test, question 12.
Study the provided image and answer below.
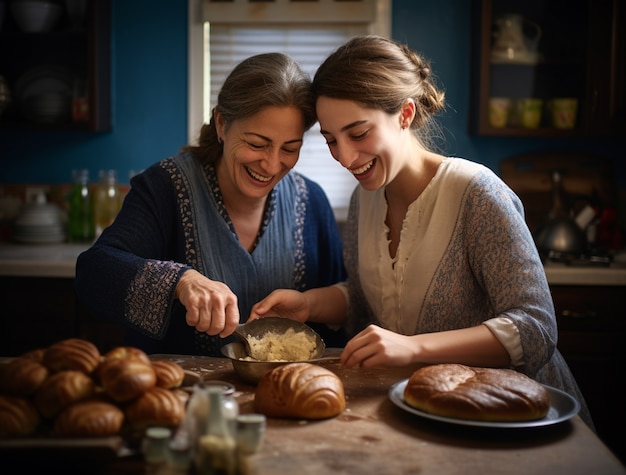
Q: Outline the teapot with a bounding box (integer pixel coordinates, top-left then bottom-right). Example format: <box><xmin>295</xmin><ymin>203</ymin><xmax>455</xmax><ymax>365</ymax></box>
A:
<box><xmin>492</xmin><ymin>14</ymin><xmax>541</xmax><ymax>63</ymax></box>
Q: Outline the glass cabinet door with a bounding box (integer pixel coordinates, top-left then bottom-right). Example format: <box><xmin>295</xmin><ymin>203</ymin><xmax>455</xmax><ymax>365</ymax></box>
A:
<box><xmin>470</xmin><ymin>0</ymin><xmax>624</xmax><ymax>137</ymax></box>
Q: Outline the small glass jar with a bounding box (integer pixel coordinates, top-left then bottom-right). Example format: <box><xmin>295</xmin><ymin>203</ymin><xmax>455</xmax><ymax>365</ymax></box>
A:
<box><xmin>184</xmin><ymin>380</ymin><xmax>240</xmax><ymax>461</ymax></box>
<box><xmin>204</xmin><ymin>380</ymin><xmax>239</xmax><ymax>438</ymax></box>
<box><xmin>142</xmin><ymin>426</ymin><xmax>172</xmax><ymax>473</ymax></box>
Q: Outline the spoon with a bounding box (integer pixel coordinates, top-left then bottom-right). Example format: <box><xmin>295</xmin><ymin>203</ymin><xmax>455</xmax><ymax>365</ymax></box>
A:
<box><xmin>233</xmin><ymin>316</ymin><xmax>325</xmax><ymax>360</ymax></box>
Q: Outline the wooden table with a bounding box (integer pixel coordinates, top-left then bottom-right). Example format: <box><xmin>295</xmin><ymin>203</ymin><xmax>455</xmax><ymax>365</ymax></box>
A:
<box><xmin>149</xmin><ymin>354</ymin><xmax>625</xmax><ymax>475</ymax></box>
<box><xmin>5</xmin><ymin>354</ymin><xmax>626</xmax><ymax>474</ymax></box>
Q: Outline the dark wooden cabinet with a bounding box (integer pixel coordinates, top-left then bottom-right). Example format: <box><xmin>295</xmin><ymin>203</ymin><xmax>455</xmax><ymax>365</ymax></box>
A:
<box><xmin>470</xmin><ymin>0</ymin><xmax>625</xmax><ymax>137</ymax></box>
<box><xmin>551</xmin><ymin>284</ymin><xmax>626</xmax><ymax>464</ymax></box>
<box><xmin>0</xmin><ymin>0</ymin><xmax>110</xmax><ymax>131</ymax></box>
<box><xmin>0</xmin><ymin>276</ymin><xmax>123</xmax><ymax>356</ymax></box>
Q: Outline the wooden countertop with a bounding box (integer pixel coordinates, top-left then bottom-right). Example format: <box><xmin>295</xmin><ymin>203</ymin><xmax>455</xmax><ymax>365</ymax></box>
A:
<box><xmin>3</xmin><ymin>354</ymin><xmax>624</xmax><ymax>474</ymax></box>
<box><xmin>2</xmin><ymin>242</ymin><xmax>626</xmax><ymax>286</ymax></box>
<box><xmin>122</xmin><ymin>355</ymin><xmax>623</xmax><ymax>474</ymax></box>
<box><xmin>0</xmin><ymin>243</ymin><xmax>90</xmax><ymax>278</ymax></box>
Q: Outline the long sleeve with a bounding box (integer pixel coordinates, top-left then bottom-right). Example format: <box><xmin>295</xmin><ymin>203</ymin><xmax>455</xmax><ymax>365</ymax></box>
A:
<box><xmin>75</xmin><ymin>162</ymin><xmax>191</xmax><ymax>339</ymax></box>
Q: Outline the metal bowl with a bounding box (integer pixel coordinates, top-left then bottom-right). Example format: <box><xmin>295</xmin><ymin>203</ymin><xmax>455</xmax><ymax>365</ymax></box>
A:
<box><xmin>221</xmin><ymin>342</ymin><xmax>290</xmax><ymax>385</ymax></box>
<box><xmin>222</xmin><ymin>318</ymin><xmax>327</xmax><ymax>384</ymax></box>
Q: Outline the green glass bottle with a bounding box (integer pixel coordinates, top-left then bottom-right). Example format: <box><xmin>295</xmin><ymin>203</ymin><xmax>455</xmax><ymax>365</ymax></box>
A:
<box><xmin>67</xmin><ymin>169</ymin><xmax>94</xmax><ymax>242</ymax></box>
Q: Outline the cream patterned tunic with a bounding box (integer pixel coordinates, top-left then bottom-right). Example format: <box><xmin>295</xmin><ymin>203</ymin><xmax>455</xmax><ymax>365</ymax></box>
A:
<box><xmin>340</xmin><ymin>157</ymin><xmax>594</xmax><ymax>428</ymax></box>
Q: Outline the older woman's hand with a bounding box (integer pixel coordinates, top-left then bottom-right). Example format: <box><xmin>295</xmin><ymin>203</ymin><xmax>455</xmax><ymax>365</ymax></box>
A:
<box><xmin>175</xmin><ymin>269</ymin><xmax>240</xmax><ymax>337</ymax></box>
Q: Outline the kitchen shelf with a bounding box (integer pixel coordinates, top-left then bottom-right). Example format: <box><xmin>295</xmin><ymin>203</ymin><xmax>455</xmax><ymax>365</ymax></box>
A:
<box><xmin>0</xmin><ymin>0</ymin><xmax>111</xmax><ymax>132</ymax></box>
<box><xmin>470</xmin><ymin>0</ymin><xmax>626</xmax><ymax>138</ymax></box>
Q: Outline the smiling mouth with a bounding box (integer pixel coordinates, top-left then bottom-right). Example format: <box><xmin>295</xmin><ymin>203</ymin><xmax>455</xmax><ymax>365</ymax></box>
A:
<box><xmin>351</xmin><ymin>159</ymin><xmax>375</xmax><ymax>176</ymax></box>
<box><xmin>246</xmin><ymin>166</ymin><xmax>272</xmax><ymax>183</ymax></box>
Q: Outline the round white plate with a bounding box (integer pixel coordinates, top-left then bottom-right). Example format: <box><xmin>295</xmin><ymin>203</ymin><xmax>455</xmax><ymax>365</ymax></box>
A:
<box><xmin>389</xmin><ymin>379</ymin><xmax>580</xmax><ymax>428</ymax></box>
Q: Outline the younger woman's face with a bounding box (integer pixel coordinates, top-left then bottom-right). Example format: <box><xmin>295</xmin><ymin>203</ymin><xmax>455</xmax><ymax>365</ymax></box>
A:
<box><xmin>217</xmin><ymin>106</ymin><xmax>305</xmax><ymax>200</ymax></box>
<box><xmin>316</xmin><ymin>97</ymin><xmax>405</xmax><ymax>191</ymax></box>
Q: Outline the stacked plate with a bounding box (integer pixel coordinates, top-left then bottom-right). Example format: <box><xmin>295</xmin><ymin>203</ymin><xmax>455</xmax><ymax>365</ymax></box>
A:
<box><xmin>15</xmin><ymin>65</ymin><xmax>74</xmax><ymax>124</ymax></box>
<box><xmin>13</xmin><ymin>194</ymin><xmax>66</xmax><ymax>244</ymax></box>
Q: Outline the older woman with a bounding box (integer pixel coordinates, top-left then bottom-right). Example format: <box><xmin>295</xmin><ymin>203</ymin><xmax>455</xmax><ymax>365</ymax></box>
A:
<box><xmin>75</xmin><ymin>53</ymin><xmax>346</xmax><ymax>355</ymax></box>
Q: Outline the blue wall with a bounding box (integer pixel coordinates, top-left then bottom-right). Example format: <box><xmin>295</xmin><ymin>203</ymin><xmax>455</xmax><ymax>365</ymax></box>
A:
<box><xmin>1</xmin><ymin>0</ymin><xmax>624</xmax><ymax>188</ymax></box>
<box><xmin>0</xmin><ymin>0</ymin><xmax>188</xmax><ymax>185</ymax></box>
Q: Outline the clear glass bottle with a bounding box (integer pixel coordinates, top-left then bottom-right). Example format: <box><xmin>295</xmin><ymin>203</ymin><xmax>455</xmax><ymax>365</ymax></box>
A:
<box><xmin>67</xmin><ymin>169</ymin><xmax>94</xmax><ymax>242</ymax></box>
<box><xmin>94</xmin><ymin>169</ymin><xmax>121</xmax><ymax>238</ymax></box>
<box><xmin>195</xmin><ymin>386</ymin><xmax>237</xmax><ymax>475</ymax></box>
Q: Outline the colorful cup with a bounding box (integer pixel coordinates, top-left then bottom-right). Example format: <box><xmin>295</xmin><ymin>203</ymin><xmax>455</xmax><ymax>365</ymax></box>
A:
<box><xmin>516</xmin><ymin>98</ymin><xmax>543</xmax><ymax>128</ymax></box>
<box><xmin>549</xmin><ymin>98</ymin><xmax>578</xmax><ymax>129</ymax></box>
<box><xmin>488</xmin><ymin>97</ymin><xmax>512</xmax><ymax>128</ymax></box>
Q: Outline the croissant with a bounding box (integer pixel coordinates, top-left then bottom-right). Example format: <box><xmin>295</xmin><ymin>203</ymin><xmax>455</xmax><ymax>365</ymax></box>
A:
<box><xmin>254</xmin><ymin>363</ymin><xmax>345</xmax><ymax>419</ymax></box>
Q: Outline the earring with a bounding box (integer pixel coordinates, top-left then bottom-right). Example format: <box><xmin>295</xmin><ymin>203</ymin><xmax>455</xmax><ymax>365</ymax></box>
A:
<box><xmin>217</xmin><ymin>136</ymin><xmax>223</xmax><ymax>144</ymax></box>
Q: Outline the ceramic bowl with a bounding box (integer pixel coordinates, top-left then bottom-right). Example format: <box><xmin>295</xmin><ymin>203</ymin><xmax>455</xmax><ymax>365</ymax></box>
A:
<box><xmin>11</xmin><ymin>0</ymin><xmax>62</xmax><ymax>33</ymax></box>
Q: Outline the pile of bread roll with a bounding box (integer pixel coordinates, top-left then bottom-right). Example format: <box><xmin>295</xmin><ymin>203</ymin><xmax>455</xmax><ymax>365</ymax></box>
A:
<box><xmin>0</xmin><ymin>338</ymin><xmax>187</xmax><ymax>439</ymax></box>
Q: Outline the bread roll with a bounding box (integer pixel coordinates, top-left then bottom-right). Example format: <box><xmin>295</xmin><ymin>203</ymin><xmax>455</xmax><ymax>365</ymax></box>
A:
<box><xmin>403</xmin><ymin>364</ymin><xmax>551</xmax><ymax>422</ymax></box>
<box><xmin>54</xmin><ymin>400</ymin><xmax>124</xmax><ymax>438</ymax></box>
<box><xmin>0</xmin><ymin>395</ymin><xmax>40</xmax><ymax>438</ymax></box>
<box><xmin>254</xmin><ymin>363</ymin><xmax>345</xmax><ymax>419</ymax></box>
<box><xmin>99</xmin><ymin>358</ymin><xmax>156</xmax><ymax>403</ymax></box>
<box><xmin>43</xmin><ymin>338</ymin><xmax>101</xmax><ymax>374</ymax></box>
<box><xmin>94</xmin><ymin>346</ymin><xmax>151</xmax><ymax>384</ymax></box>
<box><xmin>102</xmin><ymin>346</ymin><xmax>151</xmax><ymax>364</ymax></box>
<box><xmin>20</xmin><ymin>348</ymin><xmax>46</xmax><ymax>363</ymax></box>
<box><xmin>125</xmin><ymin>386</ymin><xmax>185</xmax><ymax>430</ymax></box>
<box><xmin>151</xmin><ymin>360</ymin><xmax>185</xmax><ymax>389</ymax></box>
<box><xmin>34</xmin><ymin>370</ymin><xmax>96</xmax><ymax>419</ymax></box>
<box><xmin>0</xmin><ymin>356</ymin><xmax>49</xmax><ymax>396</ymax></box>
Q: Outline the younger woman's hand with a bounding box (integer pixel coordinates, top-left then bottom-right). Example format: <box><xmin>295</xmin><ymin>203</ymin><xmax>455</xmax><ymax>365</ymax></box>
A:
<box><xmin>340</xmin><ymin>325</ymin><xmax>417</xmax><ymax>368</ymax></box>
<box><xmin>248</xmin><ymin>289</ymin><xmax>310</xmax><ymax>323</ymax></box>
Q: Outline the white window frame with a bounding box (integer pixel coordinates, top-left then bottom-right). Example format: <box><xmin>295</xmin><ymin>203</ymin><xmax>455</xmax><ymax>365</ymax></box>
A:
<box><xmin>187</xmin><ymin>0</ymin><xmax>391</xmax><ymax>220</ymax></box>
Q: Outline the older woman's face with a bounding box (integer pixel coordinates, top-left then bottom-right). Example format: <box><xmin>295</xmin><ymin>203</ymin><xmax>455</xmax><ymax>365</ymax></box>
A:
<box><xmin>217</xmin><ymin>106</ymin><xmax>305</xmax><ymax>200</ymax></box>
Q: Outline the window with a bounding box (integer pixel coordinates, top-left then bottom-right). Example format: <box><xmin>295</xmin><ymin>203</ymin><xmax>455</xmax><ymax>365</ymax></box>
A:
<box><xmin>188</xmin><ymin>0</ymin><xmax>391</xmax><ymax>220</ymax></box>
